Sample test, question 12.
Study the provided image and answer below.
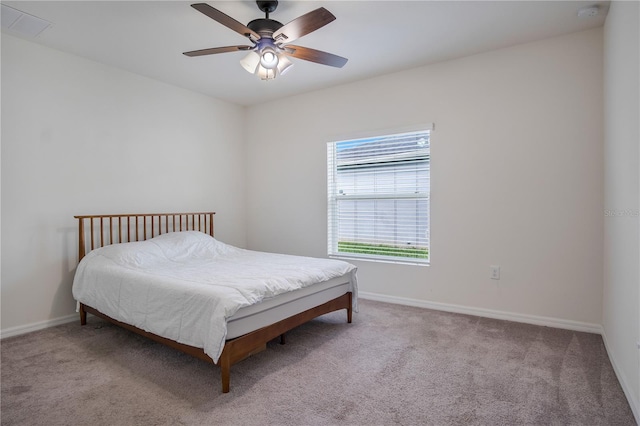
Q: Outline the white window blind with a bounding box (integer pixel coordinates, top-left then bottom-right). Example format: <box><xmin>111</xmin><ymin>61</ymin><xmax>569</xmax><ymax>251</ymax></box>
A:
<box><xmin>327</xmin><ymin>128</ymin><xmax>430</xmax><ymax>264</ymax></box>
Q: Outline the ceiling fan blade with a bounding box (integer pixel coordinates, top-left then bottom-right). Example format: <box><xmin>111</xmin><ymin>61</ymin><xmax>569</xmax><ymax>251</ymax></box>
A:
<box><xmin>191</xmin><ymin>3</ymin><xmax>260</xmax><ymax>41</ymax></box>
<box><xmin>183</xmin><ymin>45</ymin><xmax>253</xmax><ymax>57</ymax></box>
<box><xmin>273</xmin><ymin>7</ymin><xmax>335</xmax><ymax>44</ymax></box>
<box><xmin>283</xmin><ymin>45</ymin><xmax>348</xmax><ymax>68</ymax></box>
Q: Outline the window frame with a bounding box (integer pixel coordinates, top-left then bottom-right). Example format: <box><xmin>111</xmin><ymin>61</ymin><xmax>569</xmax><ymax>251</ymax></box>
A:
<box><xmin>327</xmin><ymin>124</ymin><xmax>432</xmax><ymax>266</ymax></box>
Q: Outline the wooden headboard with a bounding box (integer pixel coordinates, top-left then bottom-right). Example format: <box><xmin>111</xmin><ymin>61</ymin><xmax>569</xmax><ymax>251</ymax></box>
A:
<box><xmin>74</xmin><ymin>212</ymin><xmax>215</xmax><ymax>261</ymax></box>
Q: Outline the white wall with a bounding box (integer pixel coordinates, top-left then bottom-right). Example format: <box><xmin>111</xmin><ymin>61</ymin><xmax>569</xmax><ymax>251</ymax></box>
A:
<box><xmin>245</xmin><ymin>28</ymin><xmax>604</xmax><ymax>328</ymax></box>
<box><xmin>1</xmin><ymin>35</ymin><xmax>247</xmax><ymax>334</ymax></box>
<box><xmin>603</xmin><ymin>1</ymin><xmax>640</xmax><ymax>419</ymax></box>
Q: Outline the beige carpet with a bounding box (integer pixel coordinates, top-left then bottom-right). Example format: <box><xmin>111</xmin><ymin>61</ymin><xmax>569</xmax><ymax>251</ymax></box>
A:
<box><xmin>1</xmin><ymin>299</ymin><xmax>636</xmax><ymax>425</ymax></box>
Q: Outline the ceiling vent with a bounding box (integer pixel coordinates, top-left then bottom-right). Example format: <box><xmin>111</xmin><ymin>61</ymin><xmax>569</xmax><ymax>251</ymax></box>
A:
<box><xmin>1</xmin><ymin>4</ymin><xmax>52</xmax><ymax>37</ymax></box>
<box><xmin>577</xmin><ymin>5</ymin><xmax>600</xmax><ymax>18</ymax></box>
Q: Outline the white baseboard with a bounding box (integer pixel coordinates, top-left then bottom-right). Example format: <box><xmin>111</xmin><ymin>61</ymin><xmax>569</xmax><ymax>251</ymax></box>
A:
<box><xmin>0</xmin><ymin>314</ymin><xmax>78</xmax><ymax>340</ymax></box>
<box><xmin>358</xmin><ymin>291</ymin><xmax>603</xmax><ymax>334</ymax></box>
<box><xmin>601</xmin><ymin>332</ymin><xmax>640</xmax><ymax>424</ymax></box>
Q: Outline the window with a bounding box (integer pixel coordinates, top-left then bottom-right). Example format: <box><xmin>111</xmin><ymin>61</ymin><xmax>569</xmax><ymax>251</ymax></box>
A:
<box><xmin>327</xmin><ymin>127</ymin><xmax>431</xmax><ymax>264</ymax></box>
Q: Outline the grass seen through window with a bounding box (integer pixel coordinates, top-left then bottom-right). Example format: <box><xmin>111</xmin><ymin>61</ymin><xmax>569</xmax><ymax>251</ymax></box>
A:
<box><xmin>338</xmin><ymin>241</ymin><xmax>428</xmax><ymax>259</ymax></box>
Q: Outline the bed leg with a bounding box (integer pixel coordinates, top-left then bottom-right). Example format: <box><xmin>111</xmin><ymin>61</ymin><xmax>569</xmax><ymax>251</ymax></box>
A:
<box><xmin>79</xmin><ymin>304</ymin><xmax>87</xmax><ymax>326</ymax></box>
<box><xmin>347</xmin><ymin>293</ymin><xmax>353</xmax><ymax>324</ymax></box>
<box><xmin>279</xmin><ymin>334</ymin><xmax>286</xmax><ymax>345</ymax></box>
<box><xmin>220</xmin><ymin>357</ymin><xmax>231</xmax><ymax>393</ymax></box>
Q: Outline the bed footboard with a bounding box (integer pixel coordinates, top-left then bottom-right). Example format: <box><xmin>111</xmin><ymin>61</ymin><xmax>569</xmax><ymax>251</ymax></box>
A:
<box><xmin>78</xmin><ymin>291</ymin><xmax>352</xmax><ymax>393</ymax></box>
<box><xmin>218</xmin><ymin>291</ymin><xmax>352</xmax><ymax>392</ymax></box>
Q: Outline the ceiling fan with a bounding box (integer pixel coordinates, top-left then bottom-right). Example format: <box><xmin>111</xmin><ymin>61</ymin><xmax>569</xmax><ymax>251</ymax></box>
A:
<box><xmin>183</xmin><ymin>1</ymin><xmax>348</xmax><ymax>80</ymax></box>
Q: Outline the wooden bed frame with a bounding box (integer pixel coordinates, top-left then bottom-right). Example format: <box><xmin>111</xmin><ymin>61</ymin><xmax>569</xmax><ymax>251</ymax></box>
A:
<box><xmin>74</xmin><ymin>212</ymin><xmax>352</xmax><ymax>393</ymax></box>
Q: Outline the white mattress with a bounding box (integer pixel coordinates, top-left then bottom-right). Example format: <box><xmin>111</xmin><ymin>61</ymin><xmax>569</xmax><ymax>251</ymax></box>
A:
<box><xmin>72</xmin><ymin>231</ymin><xmax>357</xmax><ymax>362</ymax></box>
<box><xmin>226</xmin><ymin>277</ymin><xmax>351</xmax><ymax>339</ymax></box>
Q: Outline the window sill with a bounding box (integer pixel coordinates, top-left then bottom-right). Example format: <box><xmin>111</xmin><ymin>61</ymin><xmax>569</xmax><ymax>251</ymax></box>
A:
<box><xmin>329</xmin><ymin>254</ymin><xmax>430</xmax><ymax>267</ymax></box>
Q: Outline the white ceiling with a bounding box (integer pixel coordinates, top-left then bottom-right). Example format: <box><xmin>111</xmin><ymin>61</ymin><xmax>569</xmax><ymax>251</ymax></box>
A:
<box><xmin>2</xmin><ymin>1</ymin><xmax>608</xmax><ymax>106</ymax></box>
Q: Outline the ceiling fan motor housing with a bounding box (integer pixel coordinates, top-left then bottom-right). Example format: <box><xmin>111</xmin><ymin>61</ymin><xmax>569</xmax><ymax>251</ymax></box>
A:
<box><xmin>247</xmin><ymin>18</ymin><xmax>283</xmax><ymax>39</ymax></box>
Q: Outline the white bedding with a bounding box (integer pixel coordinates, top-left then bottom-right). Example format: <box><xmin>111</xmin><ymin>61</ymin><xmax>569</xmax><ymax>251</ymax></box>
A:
<box><xmin>72</xmin><ymin>231</ymin><xmax>357</xmax><ymax>363</ymax></box>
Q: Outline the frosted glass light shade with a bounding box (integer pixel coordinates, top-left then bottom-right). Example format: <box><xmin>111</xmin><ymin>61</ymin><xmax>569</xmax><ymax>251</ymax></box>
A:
<box><xmin>276</xmin><ymin>56</ymin><xmax>294</xmax><ymax>75</ymax></box>
<box><xmin>240</xmin><ymin>51</ymin><xmax>260</xmax><ymax>74</ymax></box>
<box><xmin>257</xmin><ymin>66</ymin><xmax>276</xmax><ymax>80</ymax></box>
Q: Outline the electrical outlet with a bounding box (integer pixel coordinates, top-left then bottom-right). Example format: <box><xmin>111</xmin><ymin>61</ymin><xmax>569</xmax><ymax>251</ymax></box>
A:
<box><xmin>490</xmin><ymin>265</ymin><xmax>500</xmax><ymax>280</ymax></box>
